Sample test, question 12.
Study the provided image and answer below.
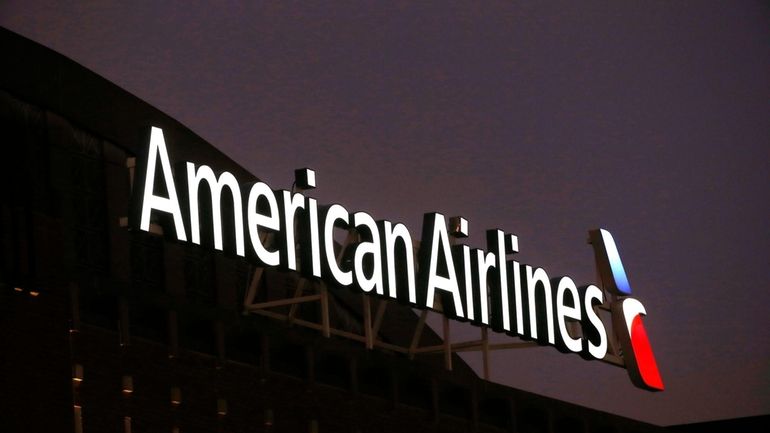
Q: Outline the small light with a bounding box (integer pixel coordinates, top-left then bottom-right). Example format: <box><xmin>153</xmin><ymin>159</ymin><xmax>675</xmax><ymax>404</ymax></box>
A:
<box><xmin>170</xmin><ymin>387</ymin><xmax>181</xmax><ymax>405</ymax></box>
<box><xmin>217</xmin><ymin>398</ymin><xmax>228</xmax><ymax>416</ymax></box>
<box><xmin>294</xmin><ymin>168</ymin><xmax>316</xmax><ymax>190</ymax></box>
<box><xmin>264</xmin><ymin>408</ymin><xmax>274</xmax><ymax>426</ymax></box>
<box><xmin>29</xmin><ymin>290</ymin><xmax>40</xmax><ymax>297</ymax></box>
<box><xmin>122</xmin><ymin>375</ymin><xmax>133</xmax><ymax>394</ymax></box>
<box><xmin>13</xmin><ymin>287</ymin><xmax>23</xmax><ymax>293</ymax></box>
<box><xmin>449</xmin><ymin>216</ymin><xmax>469</xmax><ymax>238</ymax></box>
<box><xmin>73</xmin><ymin>364</ymin><xmax>84</xmax><ymax>383</ymax></box>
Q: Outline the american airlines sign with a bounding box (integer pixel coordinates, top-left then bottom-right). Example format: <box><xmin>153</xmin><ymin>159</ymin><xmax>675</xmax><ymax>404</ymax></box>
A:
<box><xmin>130</xmin><ymin>127</ymin><xmax>664</xmax><ymax>391</ymax></box>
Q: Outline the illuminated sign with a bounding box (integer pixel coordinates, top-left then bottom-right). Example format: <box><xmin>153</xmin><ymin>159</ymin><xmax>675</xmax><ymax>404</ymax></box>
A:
<box><xmin>130</xmin><ymin>127</ymin><xmax>663</xmax><ymax>391</ymax></box>
<box><xmin>590</xmin><ymin>229</ymin><xmax>664</xmax><ymax>391</ymax></box>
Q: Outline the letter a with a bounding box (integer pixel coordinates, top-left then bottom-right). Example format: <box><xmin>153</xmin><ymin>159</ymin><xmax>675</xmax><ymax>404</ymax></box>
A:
<box><xmin>138</xmin><ymin>127</ymin><xmax>187</xmax><ymax>241</ymax></box>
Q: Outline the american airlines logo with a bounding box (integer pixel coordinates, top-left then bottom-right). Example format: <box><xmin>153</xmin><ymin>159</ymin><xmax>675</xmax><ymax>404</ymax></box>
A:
<box><xmin>131</xmin><ymin>127</ymin><xmax>663</xmax><ymax>391</ymax></box>
<box><xmin>592</xmin><ymin>230</ymin><xmax>664</xmax><ymax>391</ymax></box>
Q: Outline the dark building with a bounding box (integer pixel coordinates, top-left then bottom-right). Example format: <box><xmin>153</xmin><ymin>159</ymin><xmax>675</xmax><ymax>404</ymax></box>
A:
<box><xmin>668</xmin><ymin>415</ymin><xmax>770</xmax><ymax>433</ymax></box>
<box><xmin>1</xmin><ymin>27</ymin><xmax>668</xmax><ymax>433</ymax></box>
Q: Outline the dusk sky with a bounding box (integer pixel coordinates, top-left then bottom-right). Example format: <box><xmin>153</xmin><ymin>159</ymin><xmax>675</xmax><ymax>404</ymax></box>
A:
<box><xmin>2</xmin><ymin>1</ymin><xmax>769</xmax><ymax>426</ymax></box>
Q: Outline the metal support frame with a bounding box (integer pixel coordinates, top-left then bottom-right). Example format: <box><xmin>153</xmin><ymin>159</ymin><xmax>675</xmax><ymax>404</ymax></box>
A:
<box><xmin>238</xmin><ymin>223</ymin><xmax>628</xmax><ymax>386</ymax></box>
<box><xmin>240</xmin><ymin>223</ymin><xmax>627</xmax><ymax>383</ymax></box>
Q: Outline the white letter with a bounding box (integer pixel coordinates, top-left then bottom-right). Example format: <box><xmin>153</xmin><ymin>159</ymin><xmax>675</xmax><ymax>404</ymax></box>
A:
<box><xmin>139</xmin><ymin>127</ymin><xmax>187</xmax><ymax>241</ymax></box>
<box><xmin>280</xmin><ymin>190</ymin><xmax>306</xmax><ymax>271</ymax></box>
<box><xmin>511</xmin><ymin>261</ymin><xmax>524</xmax><ymax>335</ymax></box>
<box><xmin>352</xmin><ymin>212</ymin><xmax>383</xmax><ymax>294</ymax></box>
<box><xmin>186</xmin><ymin>163</ymin><xmax>245</xmax><ymax>256</ymax></box>
<box><xmin>474</xmin><ymin>249</ymin><xmax>494</xmax><ymax>326</ymax></box>
<box><xmin>583</xmin><ymin>284</ymin><xmax>608</xmax><ymax>359</ymax></box>
<box><xmin>461</xmin><ymin>245</ymin><xmax>474</xmax><ymax>320</ymax></box>
<box><xmin>380</xmin><ymin>221</ymin><xmax>417</xmax><ymax>303</ymax></box>
<box><xmin>490</xmin><ymin>230</ymin><xmax>512</xmax><ymax>331</ymax></box>
<box><xmin>306</xmin><ymin>197</ymin><xmax>322</xmax><ymax>277</ymax></box>
<box><xmin>246</xmin><ymin>182</ymin><xmax>280</xmax><ymax>266</ymax></box>
<box><xmin>555</xmin><ymin>276</ymin><xmax>582</xmax><ymax>353</ymax></box>
<box><xmin>525</xmin><ymin>266</ymin><xmax>555</xmax><ymax>344</ymax></box>
<box><xmin>324</xmin><ymin>204</ymin><xmax>352</xmax><ymax>286</ymax></box>
<box><xmin>423</xmin><ymin>214</ymin><xmax>464</xmax><ymax>318</ymax></box>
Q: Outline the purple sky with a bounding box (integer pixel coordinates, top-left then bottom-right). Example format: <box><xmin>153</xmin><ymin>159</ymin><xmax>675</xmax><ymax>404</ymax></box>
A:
<box><xmin>2</xmin><ymin>1</ymin><xmax>769</xmax><ymax>426</ymax></box>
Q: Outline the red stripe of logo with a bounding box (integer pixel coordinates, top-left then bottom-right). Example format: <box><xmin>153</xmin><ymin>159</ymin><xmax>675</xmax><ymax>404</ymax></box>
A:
<box><xmin>612</xmin><ymin>298</ymin><xmax>664</xmax><ymax>391</ymax></box>
<box><xmin>630</xmin><ymin>314</ymin><xmax>664</xmax><ymax>391</ymax></box>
